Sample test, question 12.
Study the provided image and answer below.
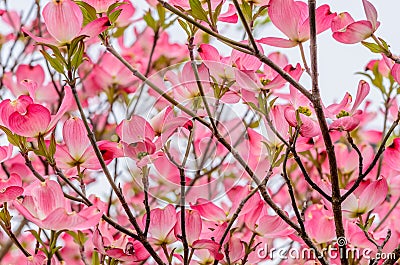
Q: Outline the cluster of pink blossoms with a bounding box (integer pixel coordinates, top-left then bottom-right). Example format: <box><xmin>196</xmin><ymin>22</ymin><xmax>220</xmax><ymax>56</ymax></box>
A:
<box><xmin>0</xmin><ymin>0</ymin><xmax>400</xmax><ymax>265</ymax></box>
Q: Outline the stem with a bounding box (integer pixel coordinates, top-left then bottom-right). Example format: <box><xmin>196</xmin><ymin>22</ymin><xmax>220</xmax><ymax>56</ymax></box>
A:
<box><xmin>0</xmin><ymin>219</ymin><xmax>31</xmax><ymax>257</ymax></box>
<box><xmin>188</xmin><ymin>36</ymin><xmax>218</xmax><ymax>132</ymax></box>
<box><xmin>299</xmin><ymin>42</ymin><xmax>311</xmax><ymax>75</ymax></box>
<box><xmin>232</xmin><ymin>0</ymin><xmax>258</xmax><ymax>52</ymax></box>
<box><xmin>308</xmin><ymin>1</ymin><xmax>346</xmax><ymax>264</ymax></box>
<box><xmin>142</xmin><ymin>167</ymin><xmax>151</xmax><ymax>236</ymax></box>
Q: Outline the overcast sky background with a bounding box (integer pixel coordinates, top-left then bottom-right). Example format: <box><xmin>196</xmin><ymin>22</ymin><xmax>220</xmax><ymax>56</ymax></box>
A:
<box><xmin>2</xmin><ymin>0</ymin><xmax>400</xmax><ymax>125</ymax></box>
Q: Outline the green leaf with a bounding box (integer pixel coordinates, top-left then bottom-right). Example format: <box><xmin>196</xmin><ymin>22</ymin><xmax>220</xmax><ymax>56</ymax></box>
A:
<box><xmin>48</xmin><ymin>132</ymin><xmax>56</xmax><ymax>160</ymax></box>
<box><xmin>178</xmin><ymin>19</ymin><xmax>191</xmax><ymax>36</ymax></box>
<box><xmin>143</xmin><ymin>10</ymin><xmax>157</xmax><ymax>31</ymax></box>
<box><xmin>189</xmin><ymin>0</ymin><xmax>209</xmax><ymax>22</ymax></box>
<box><xmin>156</xmin><ymin>3</ymin><xmax>166</xmax><ymax>25</ymax></box>
<box><xmin>107</xmin><ymin>2</ymin><xmax>127</xmax><ymax>16</ymax></box>
<box><xmin>241</xmin><ymin>1</ymin><xmax>253</xmax><ymax>23</ymax></box>
<box><xmin>36</xmin><ymin>43</ymin><xmax>66</xmax><ymax>65</ymax></box>
<box><xmin>108</xmin><ymin>9</ymin><xmax>122</xmax><ymax>24</ymax></box>
<box><xmin>92</xmin><ymin>251</ymin><xmax>100</xmax><ymax>265</ymax></box>
<box><xmin>76</xmin><ymin>1</ymin><xmax>97</xmax><ymax>25</ymax></box>
<box><xmin>361</xmin><ymin>41</ymin><xmax>386</xmax><ymax>54</ymax></box>
<box><xmin>41</xmin><ymin>50</ymin><xmax>65</xmax><ymax>74</ymax></box>
<box><xmin>71</xmin><ymin>41</ymin><xmax>85</xmax><ymax>70</ymax></box>
<box><xmin>0</xmin><ymin>125</ymin><xmax>20</xmax><ymax>147</ymax></box>
<box><xmin>213</xmin><ymin>1</ymin><xmax>223</xmax><ymax>24</ymax></box>
<box><xmin>378</xmin><ymin>37</ymin><xmax>389</xmax><ymax>50</ymax></box>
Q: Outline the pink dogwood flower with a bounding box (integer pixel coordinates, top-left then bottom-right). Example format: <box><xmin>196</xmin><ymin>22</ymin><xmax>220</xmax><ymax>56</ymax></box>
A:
<box><xmin>326</xmin><ymin>80</ymin><xmax>370</xmax><ymax>131</ymax></box>
<box><xmin>259</xmin><ymin>0</ymin><xmax>335</xmax><ymax>48</ymax></box>
<box><xmin>93</xmin><ymin>220</ymin><xmax>150</xmax><ymax>262</ymax></box>
<box><xmin>0</xmin><ymin>86</ymin><xmax>73</xmax><ymax>138</ymax></box>
<box><xmin>22</xmin><ymin>0</ymin><xmax>109</xmax><ymax>46</ymax></box>
<box><xmin>331</xmin><ymin>0</ymin><xmax>379</xmax><ymax>44</ymax></box>
<box><xmin>0</xmin><ymin>173</ymin><xmax>23</xmax><ymax>204</ymax></box>
<box><xmin>13</xmin><ymin>179</ymin><xmax>103</xmax><ymax>230</ymax></box>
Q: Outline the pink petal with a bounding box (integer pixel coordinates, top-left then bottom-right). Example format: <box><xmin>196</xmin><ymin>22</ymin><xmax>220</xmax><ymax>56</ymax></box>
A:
<box><xmin>9</xmin><ymin>104</ymin><xmax>51</xmax><ymax>137</ymax></box>
<box><xmin>298</xmin><ymin>4</ymin><xmax>335</xmax><ymax>41</ymax></box>
<box><xmin>63</xmin><ymin>117</ymin><xmax>90</xmax><ymax>160</ymax></box>
<box><xmin>351</xmin><ymin>80</ymin><xmax>370</xmax><ymax>113</ymax></box>
<box><xmin>79</xmin><ymin>17</ymin><xmax>110</xmax><ymax>39</ymax></box>
<box><xmin>147</xmin><ymin>205</ymin><xmax>177</xmax><ymax>242</ymax></box>
<box><xmin>331</xmin><ymin>12</ymin><xmax>355</xmax><ymax>32</ymax></box>
<box><xmin>21</xmin><ymin>27</ymin><xmax>58</xmax><ymax>45</ymax></box>
<box><xmin>219</xmin><ymin>4</ymin><xmax>238</xmax><ymax>23</ymax></box>
<box><xmin>190</xmin><ymin>199</ymin><xmax>227</xmax><ymax>222</ymax></box>
<box><xmin>268</xmin><ymin>0</ymin><xmax>302</xmax><ymax>40</ymax></box>
<box><xmin>359</xmin><ymin>177</ymin><xmax>388</xmax><ymax>212</ymax></box>
<box><xmin>192</xmin><ymin>239</ymin><xmax>223</xmax><ymax>260</ymax></box>
<box><xmin>258</xmin><ymin>37</ymin><xmax>298</xmax><ymax>48</ymax></box>
<box><xmin>385</xmin><ymin>138</ymin><xmax>400</xmax><ymax>171</ymax></box>
<box><xmin>31</xmin><ymin>180</ymin><xmax>66</xmax><ymax>218</ymax></box>
<box><xmin>48</xmin><ymin>85</ymin><xmax>74</xmax><ymax>131</ymax></box>
<box><xmin>16</xmin><ymin>64</ymin><xmax>45</xmax><ymax>87</ymax></box>
<box><xmin>117</xmin><ymin>115</ymin><xmax>155</xmax><ymax>143</ymax></box>
<box><xmin>332</xmin><ymin>20</ymin><xmax>374</xmax><ymax>44</ymax></box>
<box><xmin>391</xmin><ymin>64</ymin><xmax>400</xmax><ymax>84</ymax></box>
<box><xmin>42</xmin><ymin>0</ymin><xmax>83</xmax><ymax>43</ymax></box>
<box><xmin>362</xmin><ymin>0</ymin><xmax>379</xmax><ymax>30</ymax></box>
<box><xmin>329</xmin><ymin>115</ymin><xmax>361</xmax><ymax>132</ymax></box>
<box><xmin>198</xmin><ymin>44</ymin><xmax>221</xmax><ymax>62</ymax></box>
<box><xmin>0</xmin><ymin>186</ymin><xmax>24</xmax><ymax>203</ymax></box>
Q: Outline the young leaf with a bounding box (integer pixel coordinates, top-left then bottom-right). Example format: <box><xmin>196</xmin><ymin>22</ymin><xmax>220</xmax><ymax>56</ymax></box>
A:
<box><xmin>361</xmin><ymin>41</ymin><xmax>386</xmax><ymax>54</ymax></box>
<box><xmin>189</xmin><ymin>0</ymin><xmax>209</xmax><ymax>22</ymax></box>
<box><xmin>40</xmin><ymin>50</ymin><xmax>65</xmax><ymax>74</ymax></box>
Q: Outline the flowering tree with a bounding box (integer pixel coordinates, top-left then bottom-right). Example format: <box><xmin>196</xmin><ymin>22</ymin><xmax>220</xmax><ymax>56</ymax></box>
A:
<box><xmin>0</xmin><ymin>0</ymin><xmax>400</xmax><ymax>264</ymax></box>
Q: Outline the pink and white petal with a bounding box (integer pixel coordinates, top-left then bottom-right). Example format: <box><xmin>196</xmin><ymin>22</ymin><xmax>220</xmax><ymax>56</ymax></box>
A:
<box><xmin>48</xmin><ymin>86</ymin><xmax>74</xmax><ymax>131</ymax></box>
<box><xmin>31</xmin><ymin>180</ymin><xmax>66</xmax><ymax>218</ymax></box>
<box><xmin>268</xmin><ymin>0</ymin><xmax>302</xmax><ymax>40</ymax></box>
<box><xmin>63</xmin><ymin>117</ymin><xmax>90</xmax><ymax>160</ymax></box>
<box><xmin>21</xmin><ymin>27</ymin><xmax>58</xmax><ymax>45</ymax></box>
<box><xmin>0</xmin><ymin>173</ymin><xmax>22</xmax><ymax>189</ymax></box>
<box><xmin>42</xmin><ymin>0</ymin><xmax>83</xmax><ymax>43</ymax></box>
<box><xmin>258</xmin><ymin>37</ymin><xmax>298</xmax><ymax>48</ymax></box>
<box><xmin>0</xmin><ymin>186</ymin><xmax>24</xmax><ymax>203</ymax></box>
<box><xmin>147</xmin><ymin>205</ymin><xmax>177</xmax><ymax>242</ymax></box>
<box><xmin>351</xmin><ymin>80</ymin><xmax>370</xmax><ymax>113</ymax></box>
<box><xmin>79</xmin><ymin>17</ymin><xmax>110</xmax><ymax>39</ymax></box>
<box><xmin>190</xmin><ymin>198</ymin><xmax>227</xmax><ymax>222</ymax></box>
<box><xmin>256</xmin><ymin>215</ymin><xmax>293</xmax><ymax>237</ymax></box>
<box><xmin>332</xmin><ymin>21</ymin><xmax>374</xmax><ymax>44</ymax></box>
<box><xmin>391</xmin><ymin>63</ymin><xmax>400</xmax><ymax>84</ymax></box>
<box><xmin>40</xmin><ymin>208</ymin><xmax>88</xmax><ymax>230</ymax></box>
<box><xmin>385</xmin><ymin>138</ymin><xmax>400</xmax><ymax>171</ymax></box>
<box><xmin>359</xmin><ymin>177</ymin><xmax>388</xmax><ymax>212</ymax></box>
<box><xmin>298</xmin><ymin>4</ymin><xmax>335</xmax><ymax>40</ymax></box>
<box><xmin>9</xmin><ymin>104</ymin><xmax>51</xmax><ymax>137</ymax></box>
<box><xmin>219</xmin><ymin>4</ymin><xmax>238</xmax><ymax>23</ymax></box>
<box><xmin>330</xmin><ymin>115</ymin><xmax>361</xmax><ymax>131</ymax></box>
<box><xmin>331</xmin><ymin>12</ymin><xmax>355</xmax><ymax>32</ymax></box>
<box><xmin>117</xmin><ymin>116</ymin><xmax>155</xmax><ymax>143</ymax></box>
<box><xmin>192</xmin><ymin>239</ymin><xmax>223</xmax><ymax>260</ymax></box>
<box><xmin>362</xmin><ymin>0</ymin><xmax>379</xmax><ymax>30</ymax></box>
